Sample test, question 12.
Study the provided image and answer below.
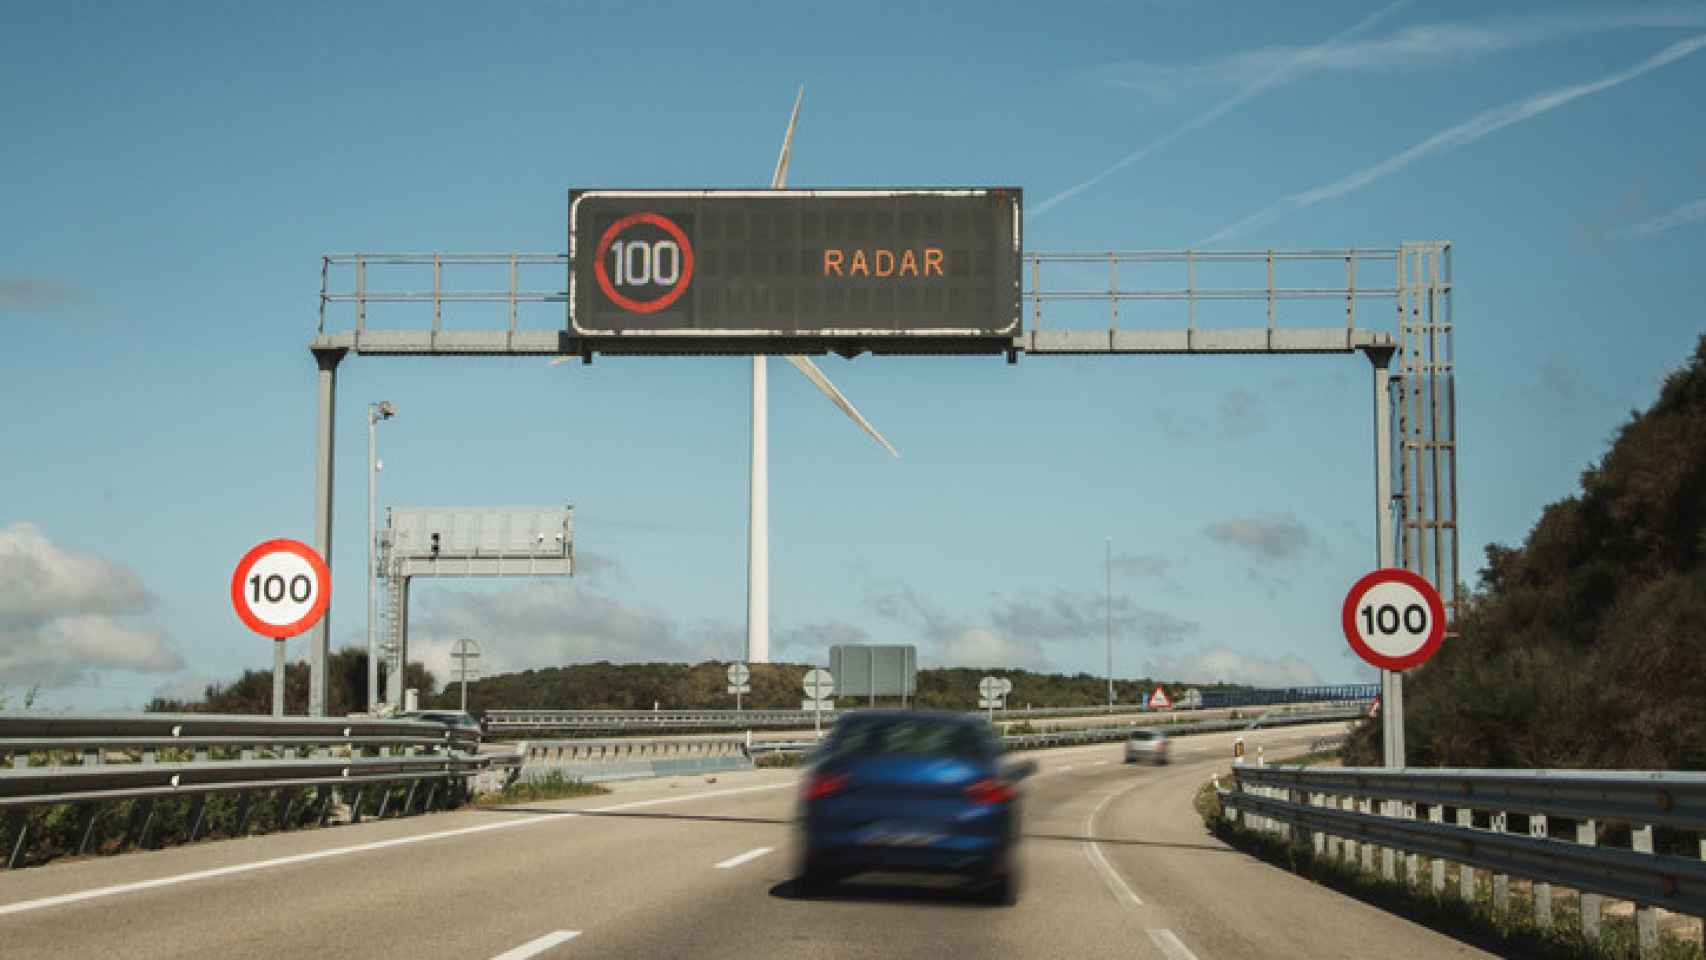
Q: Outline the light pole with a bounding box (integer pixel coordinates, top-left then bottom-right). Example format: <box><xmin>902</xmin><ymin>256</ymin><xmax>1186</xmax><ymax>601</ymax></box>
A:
<box><xmin>1106</xmin><ymin>536</ymin><xmax>1114</xmax><ymax>709</ymax></box>
<box><xmin>367</xmin><ymin>401</ymin><xmax>396</xmax><ymax>713</ymax></box>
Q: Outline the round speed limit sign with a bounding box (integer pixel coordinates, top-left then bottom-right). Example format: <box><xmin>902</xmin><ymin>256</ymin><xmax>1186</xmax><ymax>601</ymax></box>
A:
<box><xmin>1341</xmin><ymin>568</ymin><xmax>1446</xmax><ymax>670</ymax></box>
<box><xmin>230</xmin><ymin>539</ymin><xmax>331</xmax><ymax>639</ymax></box>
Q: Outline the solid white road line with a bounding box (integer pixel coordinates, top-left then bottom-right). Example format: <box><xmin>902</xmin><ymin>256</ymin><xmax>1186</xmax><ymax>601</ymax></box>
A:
<box><xmin>1147</xmin><ymin>929</ymin><xmax>1200</xmax><ymax>960</ymax></box>
<box><xmin>0</xmin><ymin>780</ymin><xmax>799</xmax><ymax>917</ymax></box>
<box><xmin>1083</xmin><ymin>784</ymin><xmax>1145</xmax><ymax>908</ymax></box>
<box><xmin>1092</xmin><ymin>761</ymin><xmax>1109</xmax><ymax>766</ymax></box>
<box><xmin>714</xmin><ymin>846</ymin><xmax>774</xmax><ymax>870</ymax></box>
<box><xmin>1060</xmin><ymin>765</ymin><xmax>1075</xmax><ymax>771</ymax></box>
<box><xmin>491</xmin><ymin>930</ymin><xmax>581</xmax><ymax>960</ymax></box>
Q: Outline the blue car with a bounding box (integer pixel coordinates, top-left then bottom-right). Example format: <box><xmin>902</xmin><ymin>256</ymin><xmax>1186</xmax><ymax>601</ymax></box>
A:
<box><xmin>795</xmin><ymin>710</ymin><xmax>1037</xmax><ymax>904</ymax></box>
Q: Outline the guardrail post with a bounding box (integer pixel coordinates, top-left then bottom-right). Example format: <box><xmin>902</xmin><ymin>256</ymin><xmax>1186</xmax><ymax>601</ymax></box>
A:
<box><xmin>235</xmin><ymin>790</ymin><xmax>254</xmax><ymax>835</ymax></box>
<box><xmin>424</xmin><ymin>780</ymin><xmax>440</xmax><ymax>812</ymax></box>
<box><xmin>186</xmin><ymin>796</ymin><xmax>208</xmax><ymax>843</ymax></box>
<box><xmin>1633</xmin><ymin>824</ymin><xmax>1658</xmax><ymax>955</ymax></box>
<box><xmin>1312</xmin><ymin>793</ymin><xmax>1327</xmax><ymax>857</ymax></box>
<box><xmin>6</xmin><ymin>810</ymin><xmax>30</xmax><ymax>868</ymax></box>
<box><xmin>376</xmin><ymin>784</ymin><xmax>394</xmax><ymax>819</ymax></box>
<box><xmin>1337</xmin><ymin>791</ymin><xmax>1351</xmax><ymax>866</ymax></box>
<box><xmin>1530</xmin><ymin>813</ymin><xmax>1551</xmax><ymax>927</ymax></box>
<box><xmin>76</xmin><ymin>802</ymin><xmax>102</xmax><ymax>854</ymax></box>
<box><xmin>1381</xmin><ymin>800</ymin><xmax>1397</xmax><ymax>881</ymax></box>
<box><xmin>1490</xmin><ymin>811</ymin><xmax>1509</xmax><ymax>912</ymax></box>
<box><xmin>135</xmin><ymin>798</ymin><xmax>160</xmax><ymax>850</ymax></box>
<box><xmin>348</xmin><ymin>787</ymin><xmax>365</xmax><ymax>825</ymax></box>
<box><xmin>1404</xmin><ymin>803</ymin><xmax>1419</xmax><ymax>886</ymax></box>
<box><xmin>1428</xmin><ymin>805</ymin><xmax>1445</xmax><ymax>893</ymax></box>
<box><xmin>404</xmin><ymin>779</ymin><xmax>419</xmax><ymax>815</ymax></box>
<box><xmin>316</xmin><ymin>786</ymin><xmax>335</xmax><ymax>826</ymax></box>
<box><xmin>1359</xmin><ymin>797</ymin><xmax>1375</xmax><ymax>873</ymax></box>
<box><xmin>278</xmin><ymin>788</ymin><xmax>298</xmax><ymax>831</ymax></box>
<box><xmin>1457</xmin><ymin>807</ymin><xmax>1475</xmax><ymax>901</ymax></box>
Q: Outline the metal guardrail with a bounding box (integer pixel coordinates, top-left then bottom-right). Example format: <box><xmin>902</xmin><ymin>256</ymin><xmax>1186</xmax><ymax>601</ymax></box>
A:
<box><xmin>1221</xmin><ymin>765</ymin><xmax>1706</xmax><ymax>954</ymax></box>
<box><xmin>0</xmin><ymin>714</ymin><xmax>500</xmax><ymax>868</ymax></box>
<box><xmin>484</xmin><ymin>700</ymin><xmax>1369</xmax><ymax>733</ymax></box>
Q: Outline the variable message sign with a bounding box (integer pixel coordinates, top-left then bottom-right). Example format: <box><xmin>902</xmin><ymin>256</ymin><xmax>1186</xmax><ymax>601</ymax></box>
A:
<box><xmin>568</xmin><ymin>189</ymin><xmax>1022</xmax><ymax>355</ymax></box>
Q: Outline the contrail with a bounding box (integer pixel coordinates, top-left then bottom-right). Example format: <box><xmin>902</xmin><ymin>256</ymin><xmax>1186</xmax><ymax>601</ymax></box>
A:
<box><xmin>1030</xmin><ymin>0</ymin><xmax>1413</xmax><ymax>220</ymax></box>
<box><xmin>1619</xmin><ymin>197</ymin><xmax>1706</xmax><ymax>237</ymax></box>
<box><xmin>1199</xmin><ymin>32</ymin><xmax>1706</xmax><ymax>245</ymax></box>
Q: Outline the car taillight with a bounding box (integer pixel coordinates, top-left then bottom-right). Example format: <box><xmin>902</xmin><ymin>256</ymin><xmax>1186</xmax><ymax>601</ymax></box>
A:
<box><xmin>804</xmin><ymin>772</ymin><xmax>849</xmax><ymax>800</ymax></box>
<box><xmin>965</xmin><ymin>778</ymin><xmax>1016</xmax><ymax>805</ymax></box>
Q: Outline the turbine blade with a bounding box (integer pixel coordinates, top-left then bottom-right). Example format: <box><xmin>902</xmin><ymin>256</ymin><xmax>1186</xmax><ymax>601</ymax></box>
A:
<box><xmin>772</xmin><ymin>85</ymin><xmax>804</xmax><ymax>189</ymax></box>
<box><xmin>784</xmin><ymin>354</ymin><xmax>899</xmax><ymax>458</ymax></box>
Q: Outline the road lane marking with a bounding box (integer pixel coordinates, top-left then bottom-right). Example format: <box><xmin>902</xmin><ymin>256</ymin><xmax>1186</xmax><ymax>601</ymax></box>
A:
<box><xmin>1084</xmin><ymin>784</ymin><xmax>1145</xmax><ymax>907</ymax></box>
<box><xmin>1147</xmin><ymin>929</ymin><xmax>1200</xmax><ymax>960</ymax></box>
<box><xmin>491</xmin><ymin>930</ymin><xmax>581</xmax><ymax>959</ymax></box>
<box><xmin>714</xmin><ymin>846</ymin><xmax>774</xmax><ymax>869</ymax></box>
<box><xmin>1060</xmin><ymin>765</ymin><xmax>1074</xmax><ymax>771</ymax></box>
<box><xmin>1092</xmin><ymin>761</ymin><xmax>1109</xmax><ymax>766</ymax></box>
<box><xmin>0</xmin><ymin>780</ymin><xmax>798</xmax><ymax>917</ymax></box>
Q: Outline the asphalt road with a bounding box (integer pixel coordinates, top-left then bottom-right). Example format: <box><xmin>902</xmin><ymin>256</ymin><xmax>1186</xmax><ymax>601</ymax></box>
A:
<box><xmin>0</xmin><ymin>722</ymin><xmax>1490</xmax><ymax>959</ymax></box>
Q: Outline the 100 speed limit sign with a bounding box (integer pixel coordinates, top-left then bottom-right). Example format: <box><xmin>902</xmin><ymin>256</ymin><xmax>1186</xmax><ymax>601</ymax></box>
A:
<box><xmin>230</xmin><ymin>539</ymin><xmax>330</xmax><ymax>639</ymax></box>
<box><xmin>1341</xmin><ymin>568</ymin><xmax>1446</xmax><ymax>671</ymax></box>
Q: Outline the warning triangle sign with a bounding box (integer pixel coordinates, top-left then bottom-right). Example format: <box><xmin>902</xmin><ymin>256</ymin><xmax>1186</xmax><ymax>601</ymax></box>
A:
<box><xmin>1149</xmin><ymin>686</ymin><xmax>1171</xmax><ymax>710</ymax></box>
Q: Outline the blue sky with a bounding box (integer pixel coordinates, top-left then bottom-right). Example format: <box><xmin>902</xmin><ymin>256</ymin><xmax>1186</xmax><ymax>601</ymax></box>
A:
<box><xmin>4</xmin><ymin>1</ymin><xmax>1704</xmax><ymax>709</ymax></box>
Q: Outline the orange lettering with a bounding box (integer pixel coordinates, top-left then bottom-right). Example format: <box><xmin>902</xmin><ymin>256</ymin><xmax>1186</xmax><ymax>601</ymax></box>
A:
<box><xmin>850</xmin><ymin>249</ymin><xmax>869</xmax><ymax>277</ymax></box>
<box><xmin>875</xmin><ymin>249</ymin><xmax>895</xmax><ymax>277</ymax></box>
<box><xmin>823</xmin><ymin>249</ymin><xmax>844</xmax><ymax>276</ymax></box>
<box><xmin>924</xmin><ymin>248</ymin><xmax>944</xmax><ymax>277</ymax></box>
<box><xmin>899</xmin><ymin>250</ymin><xmax>918</xmax><ymax>277</ymax></box>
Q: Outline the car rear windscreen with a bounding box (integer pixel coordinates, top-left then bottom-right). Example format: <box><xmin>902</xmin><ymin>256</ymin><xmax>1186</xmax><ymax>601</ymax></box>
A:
<box><xmin>826</xmin><ymin>718</ymin><xmax>989</xmax><ymax>760</ymax></box>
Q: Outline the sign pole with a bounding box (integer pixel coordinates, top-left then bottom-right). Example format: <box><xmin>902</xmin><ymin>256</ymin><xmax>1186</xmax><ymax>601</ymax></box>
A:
<box><xmin>1369</xmin><ymin>346</ymin><xmax>1404</xmax><ymax>768</ymax></box>
<box><xmin>272</xmin><ymin>639</ymin><xmax>286</xmax><ymax>718</ymax></box>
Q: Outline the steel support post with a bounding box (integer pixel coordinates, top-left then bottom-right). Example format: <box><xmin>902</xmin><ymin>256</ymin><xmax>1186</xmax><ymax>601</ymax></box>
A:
<box><xmin>1366</xmin><ymin>345</ymin><xmax>1404</xmax><ymax>768</ymax></box>
<box><xmin>309</xmin><ymin>347</ymin><xmax>346</xmax><ymax>717</ymax></box>
<box><xmin>387</xmin><ymin>576</ymin><xmax>411</xmax><ymax>706</ymax></box>
<box><xmin>272</xmin><ymin>639</ymin><xmax>286</xmax><ymax>718</ymax></box>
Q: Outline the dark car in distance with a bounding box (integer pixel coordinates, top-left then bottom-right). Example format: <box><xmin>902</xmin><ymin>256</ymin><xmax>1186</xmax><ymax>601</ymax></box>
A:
<box><xmin>795</xmin><ymin>710</ymin><xmax>1036</xmax><ymax>904</ymax></box>
<box><xmin>396</xmin><ymin>710</ymin><xmax>482</xmax><ymax>752</ymax></box>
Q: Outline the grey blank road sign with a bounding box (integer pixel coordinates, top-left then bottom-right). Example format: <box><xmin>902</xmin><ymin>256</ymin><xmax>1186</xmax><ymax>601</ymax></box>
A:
<box><xmin>979</xmin><ymin>677</ymin><xmax>1001</xmax><ymax>698</ymax></box>
<box><xmin>830</xmin><ymin>645</ymin><xmax>916</xmax><ymax>698</ymax></box>
<box><xmin>802</xmin><ymin>669</ymin><xmax>835</xmax><ymax>700</ymax></box>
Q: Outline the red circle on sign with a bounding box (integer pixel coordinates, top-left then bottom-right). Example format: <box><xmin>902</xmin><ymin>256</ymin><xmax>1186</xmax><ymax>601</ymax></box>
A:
<box><xmin>593</xmin><ymin>212</ymin><xmax>695</xmax><ymax>314</ymax></box>
<box><xmin>230</xmin><ymin>539</ymin><xmax>331</xmax><ymax>639</ymax></box>
<box><xmin>1340</xmin><ymin>567</ymin><xmax>1446</xmax><ymax>671</ymax></box>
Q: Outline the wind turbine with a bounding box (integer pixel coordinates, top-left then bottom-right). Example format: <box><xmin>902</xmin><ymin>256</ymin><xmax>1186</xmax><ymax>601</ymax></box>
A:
<box><xmin>749</xmin><ymin>86</ymin><xmax>899</xmax><ymax>664</ymax></box>
<box><xmin>554</xmin><ymin>89</ymin><xmax>899</xmax><ymax>664</ymax></box>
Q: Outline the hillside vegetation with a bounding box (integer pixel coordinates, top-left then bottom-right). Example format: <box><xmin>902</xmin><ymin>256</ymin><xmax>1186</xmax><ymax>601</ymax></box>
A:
<box><xmin>1344</xmin><ymin>334</ymin><xmax>1706</xmax><ymax>770</ymax></box>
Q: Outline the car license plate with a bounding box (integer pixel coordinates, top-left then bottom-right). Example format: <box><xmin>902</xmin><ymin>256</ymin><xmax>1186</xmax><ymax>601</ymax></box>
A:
<box><xmin>855</xmin><ymin>822</ymin><xmax>944</xmax><ymax>847</ymax></box>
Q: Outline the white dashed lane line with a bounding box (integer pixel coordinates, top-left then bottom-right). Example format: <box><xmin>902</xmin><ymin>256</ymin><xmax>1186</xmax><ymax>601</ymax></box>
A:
<box><xmin>714</xmin><ymin>846</ymin><xmax>774</xmax><ymax>870</ymax></box>
<box><xmin>1147</xmin><ymin>929</ymin><xmax>1201</xmax><ymax>960</ymax></box>
<box><xmin>490</xmin><ymin>930</ymin><xmax>580</xmax><ymax>960</ymax></box>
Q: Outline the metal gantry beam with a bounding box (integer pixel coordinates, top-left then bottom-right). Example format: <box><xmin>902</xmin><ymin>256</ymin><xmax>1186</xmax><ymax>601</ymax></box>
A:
<box><xmin>305</xmin><ymin>243</ymin><xmax>1454</xmax><ymax>723</ymax></box>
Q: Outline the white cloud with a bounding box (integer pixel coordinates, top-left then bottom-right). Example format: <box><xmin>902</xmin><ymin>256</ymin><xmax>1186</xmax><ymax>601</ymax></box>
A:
<box><xmin>1205</xmin><ymin>516</ymin><xmax>1314</xmax><ymax>560</ymax></box>
<box><xmin>1201</xmin><ymin>33</ymin><xmax>1706</xmax><ymax>244</ymax></box>
<box><xmin>1035</xmin><ymin>0</ymin><xmax>1411</xmax><ymax>217</ymax></box>
<box><xmin>1090</xmin><ymin>6</ymin><xmax>1706</xmax><ymax>97</ymax></box>
<box><xmin>405</xmin><ymin>581</ymin><xmax>723</xmax><ymax>686</ymax></box>
<box><xmin>1218</xmin><ymin>388</ymin><xmax>1265</xmax><ymax>439</ymax></box>
<box><xmin>931</xmin><ymin>628</ymin><xmax>1053</xmax><ymax>672</ymax></box>
<box><xmin>1618</xmin><ymin>197</ymin><xmax>1706</xmax><ymax>237</ymax></box>
<box><xmin>0</xmin><ymin>523</ymin><xmax>182</xmax><ymax>689</ymax></box>
<box><xmin>1144</xmin><ymin>645</ymin><xmax>1322</xmax><ymax>687</ymax></box>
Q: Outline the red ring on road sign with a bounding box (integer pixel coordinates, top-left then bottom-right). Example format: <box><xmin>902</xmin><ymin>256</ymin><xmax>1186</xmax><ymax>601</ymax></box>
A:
<box><xmin>230</xmin><ymin>539</ymin><xmax>331</xmax><ymax>640</ymax></box>
<box><xmin>593</xmin><ymin>212</ymin><xmax>694</xmax><ymax>314</ymax></box>
<box><xmin>1340</xmin><ymin>567</ymin><xmax>1446</xmax><ymax>671</ymax></box>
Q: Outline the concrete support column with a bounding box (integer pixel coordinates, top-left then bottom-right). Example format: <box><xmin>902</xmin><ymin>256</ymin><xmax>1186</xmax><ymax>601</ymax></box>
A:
<box><xmin>310</xmin><ymin>347</ymin><xmax>346</xmax><ymax>717</ymax></box>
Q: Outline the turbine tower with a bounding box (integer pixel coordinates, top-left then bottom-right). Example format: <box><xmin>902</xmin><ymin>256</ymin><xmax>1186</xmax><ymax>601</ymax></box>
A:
<box><xmin>747</xmin><ymin>87</ymin><xmax>898</xmax><ymax>663</ymax></box>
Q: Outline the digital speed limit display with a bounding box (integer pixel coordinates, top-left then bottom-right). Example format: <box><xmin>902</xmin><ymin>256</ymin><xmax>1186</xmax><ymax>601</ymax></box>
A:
<box><xmin>568</xmin><ymin>189</ymin><xmax>1021</xmax><ymax>353</ymax></box>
